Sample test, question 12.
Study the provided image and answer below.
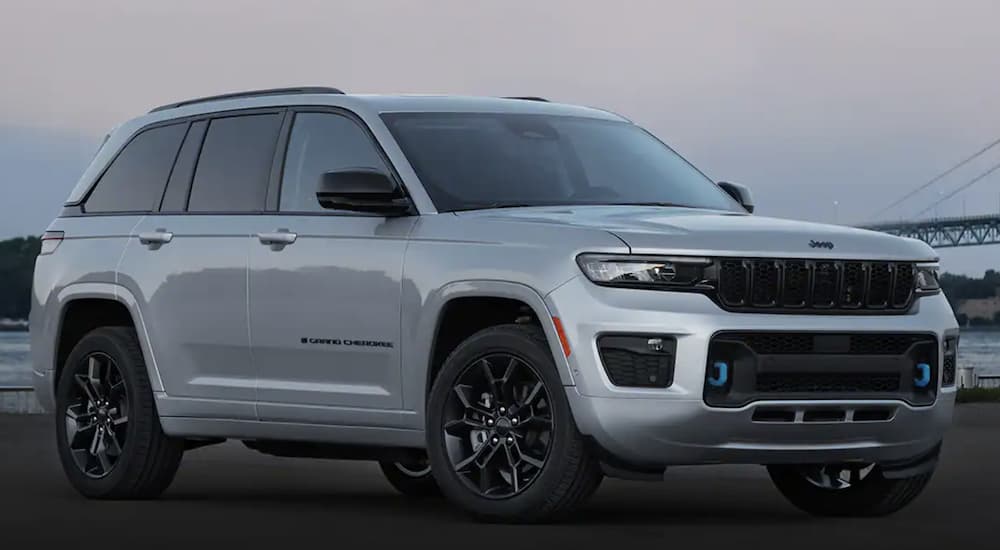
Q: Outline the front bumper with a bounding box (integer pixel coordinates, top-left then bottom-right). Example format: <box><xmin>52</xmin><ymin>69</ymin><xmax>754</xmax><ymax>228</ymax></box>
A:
<box><xmin>546</xmin><ymin>276</ymin><xmax>959</xmax><ymax>466</ymax></box>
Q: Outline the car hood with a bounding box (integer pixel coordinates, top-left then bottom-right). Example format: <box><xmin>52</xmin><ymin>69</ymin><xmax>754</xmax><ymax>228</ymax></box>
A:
<box><xmin>455</xmin><ymin>206</ymin><xmax>936</xmax><ymax>261</ymax></box>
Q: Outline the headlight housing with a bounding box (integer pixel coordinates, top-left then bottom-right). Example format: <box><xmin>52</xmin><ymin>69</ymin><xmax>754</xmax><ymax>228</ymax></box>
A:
<box><xmin>915</xmin><ymin>264</ymin><xmax>940</xmax><ymax>293</ymax></box>
<box><xmin>576</xmin><ymin>254</ymin><xmax>713</xmax><ymax>289</ymax></box>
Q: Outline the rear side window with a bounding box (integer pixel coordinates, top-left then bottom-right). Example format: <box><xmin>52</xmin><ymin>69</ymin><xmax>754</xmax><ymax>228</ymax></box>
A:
<box><xmin>84</xmin><ymin>123</ymin><xmax>187</xmax><ymax>213</ymax></box>
<box><xmin>280</xmin><ymin>112</ymin><xmax>389</xmax><ymax>212</ymax></box>
<box><xmin>188</xmin><ymin>113</ymin><xmax>283</xmax><ymax>212</ymax></box>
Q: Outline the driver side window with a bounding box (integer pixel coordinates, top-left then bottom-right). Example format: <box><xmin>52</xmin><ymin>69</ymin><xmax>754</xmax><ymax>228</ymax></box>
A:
<box><xmin>280</xmin><ymin>112</ymin><xmax>390</xmax><ymax>212</ymax></box>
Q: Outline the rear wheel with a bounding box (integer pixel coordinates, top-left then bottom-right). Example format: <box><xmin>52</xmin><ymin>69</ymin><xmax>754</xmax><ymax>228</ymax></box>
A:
<box><xmin>426</xmin><ymin>324</ymin><xmax>602</xmax><ymax>523</ymax></box>
<box><xmin>768</xmin><ymin>462</ymin><xmax>934</xmax><ymax>517</ymax></box>
<box><xmin>379</xmin><ymin>454</ymin><xmax>440</xmax><ymax>497</ymax></box>
<box><xmin>55</xmin><ymin>327</ymin><xmax>184</xmax><ymax>499</ymax></box>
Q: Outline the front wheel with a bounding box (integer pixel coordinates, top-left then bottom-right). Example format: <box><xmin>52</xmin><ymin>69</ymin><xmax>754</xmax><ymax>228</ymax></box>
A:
<box><xmin>768</xmin><ymin>462</ymin><xmax>934</xmax><ymax>517</ymax></box>
<box><xmin>426</xmin><ymin>324</ymin><xmax>602</xmax><ymax>523</ymax></box>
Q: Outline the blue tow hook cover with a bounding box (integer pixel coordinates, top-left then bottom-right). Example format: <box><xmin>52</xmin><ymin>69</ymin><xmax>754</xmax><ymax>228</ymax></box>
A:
<box><xmin>708</xmin><ymin>361</ymin><xmax>729</xmax><ymax>387</ymax></box>
<box><xmin>914</xmin><ymin>363</ymin><xmax>931</xmax><ymax>388</ymax></box>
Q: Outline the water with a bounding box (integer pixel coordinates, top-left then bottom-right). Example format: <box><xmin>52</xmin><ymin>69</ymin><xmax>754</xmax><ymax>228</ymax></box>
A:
<box><xmin>0</xmin><ymin>329</ymin><xmax>998</xmax><ymax>389</ymax></box>
<box><xmin>0</xmin><ymin>332</ymin><xmax>32</xmax><ymax>387</ymax></box>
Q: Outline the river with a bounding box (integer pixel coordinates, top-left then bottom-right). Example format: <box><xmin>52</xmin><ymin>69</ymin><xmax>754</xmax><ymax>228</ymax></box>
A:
<box><xmin>2</xmin><ymin>329</ymin><xmax>998</xmax><ymax>388</ymax></box>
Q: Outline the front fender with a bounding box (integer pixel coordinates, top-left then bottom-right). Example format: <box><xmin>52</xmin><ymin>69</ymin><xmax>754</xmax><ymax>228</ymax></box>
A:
<box><xmin>401</xmin><ymin>280</ymin><xmax>576</xmax><ymax>424</ymax></box>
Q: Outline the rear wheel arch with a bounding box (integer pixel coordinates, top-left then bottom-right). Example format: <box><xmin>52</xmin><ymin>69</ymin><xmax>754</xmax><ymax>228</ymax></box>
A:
<box><xmin>54</xmin><ymin>289</ymin><xmax>161</xmax><ymax>395</ymax></box>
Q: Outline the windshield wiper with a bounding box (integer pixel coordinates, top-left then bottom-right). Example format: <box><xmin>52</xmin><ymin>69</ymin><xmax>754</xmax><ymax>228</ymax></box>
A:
<box><xmin>607</xmin><ymin>202</ymin><xmax>695</xmax><ymax>208</ymax></box>
<box><xmin>451</xmin><ymin>203</ymin><xmax>552</xmax><ymax>212</ymax></box>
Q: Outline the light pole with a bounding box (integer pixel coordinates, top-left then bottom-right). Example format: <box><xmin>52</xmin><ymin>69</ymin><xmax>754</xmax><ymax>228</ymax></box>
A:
<box><xmin>833</xmin><ymin>200</ymin><xmax>839</xmax><ymax>224</ymax></box>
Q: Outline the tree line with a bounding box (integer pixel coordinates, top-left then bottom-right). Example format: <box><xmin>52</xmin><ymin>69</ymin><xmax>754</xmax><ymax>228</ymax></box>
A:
<box><xmin>0</xmin><ymin>235</ymin><xmax>998</xmax><ymax>323</ymax></box>
<box><xmin>939</xmin><ymin>270</ymin><xmax>1000</xmax><ymax>326</ymax></box>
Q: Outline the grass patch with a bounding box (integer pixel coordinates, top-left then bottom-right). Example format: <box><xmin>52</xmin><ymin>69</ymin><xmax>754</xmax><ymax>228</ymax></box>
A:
<box><xmin>957</xmin><ymin>387</ymin><xmax>1000</xmax><ymax>403</ymax></box>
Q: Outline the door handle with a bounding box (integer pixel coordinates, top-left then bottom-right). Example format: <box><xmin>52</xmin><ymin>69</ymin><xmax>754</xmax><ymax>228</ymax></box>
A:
<box><xmin>138</xmin><ymin>230</ymin><xmax>173</xmax><ymax>245</ymax></box>
<box><xmin>258</xmin><ymin>231</ymin><xmax>297</xmax><ymax>246</ymax></box>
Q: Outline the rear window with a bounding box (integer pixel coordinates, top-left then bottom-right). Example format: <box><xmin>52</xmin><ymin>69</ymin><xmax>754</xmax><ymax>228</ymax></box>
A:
<box><xmin>84</xmin><ymin>123</ymin><xmax>187</xmax><ymax>213</ymax></box>
<box><xmin>188</xmin><ymin>114</ymin><xmax>283</xmax><ymax>212</ymax></box>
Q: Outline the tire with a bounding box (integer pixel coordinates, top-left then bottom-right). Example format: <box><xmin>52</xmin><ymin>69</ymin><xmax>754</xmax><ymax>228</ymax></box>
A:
<box><xmin>767</xmin><ymin>462</ymin><xmax>935</xmax><ymax>517</ymax></box>
<box><xmin>379</xmin><ymin>455</ymin><xmax>441</xmax><ymax>498</ymax></box>
<box><xmin>426</xmin><ymin>324</ymin><xmax>603</xmax><ymax>523</ymax></box>
<box><xmin>55</xmin><ymin>326</ymin><xmax>185</xmax><ymax>499</ymax></box>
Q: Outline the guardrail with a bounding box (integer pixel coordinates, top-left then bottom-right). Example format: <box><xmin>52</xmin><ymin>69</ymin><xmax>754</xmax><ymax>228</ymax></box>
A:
<box><xmin>976</xmin><ymin>375</ymin><xmax>1000</xmax><ymax>390</ymax></box>
<box><xmin>0</xmin><ymin>386</ymin><xmax>43</xmax><ymax>414</ymax></box>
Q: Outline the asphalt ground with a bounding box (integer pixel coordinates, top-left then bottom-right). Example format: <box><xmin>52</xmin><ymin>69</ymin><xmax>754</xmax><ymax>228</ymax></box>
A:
<box><xmin>1</xmin><ymin>405</ymin><xmax>997</xmax><ymax>549</ymax></box>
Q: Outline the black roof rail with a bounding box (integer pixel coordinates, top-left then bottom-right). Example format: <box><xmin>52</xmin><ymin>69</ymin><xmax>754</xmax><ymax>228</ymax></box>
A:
<box><xmin>150</xmin><ymin>86</ymin><xmax>345</xmax><ymax>113</ymax></box>
<box><xmin>503</xmin><ymin>96</ymin><xmax>549</xmax><ymax>102</ymax></box>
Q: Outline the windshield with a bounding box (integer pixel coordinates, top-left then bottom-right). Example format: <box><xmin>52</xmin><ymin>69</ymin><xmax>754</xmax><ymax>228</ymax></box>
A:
<box><xmin>381</xmin><ymin>112</ymin><xmax>740</xmax><ymax>212</ymax></box>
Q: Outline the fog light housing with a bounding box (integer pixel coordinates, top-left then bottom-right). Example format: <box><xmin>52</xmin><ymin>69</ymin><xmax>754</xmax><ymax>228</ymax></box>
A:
<box><xmin>597</xmin><ymin>335</ymin><xmax>676</xmax><ymax>388</ymax></box>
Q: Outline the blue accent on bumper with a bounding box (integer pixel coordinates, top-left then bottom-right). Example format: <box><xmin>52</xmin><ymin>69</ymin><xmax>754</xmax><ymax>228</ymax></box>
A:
<box><xmin>914</xmin><ymin>363</ymin><xmax>931</xmax><ymax>388</ymax></box>
<box><xmin>708</xmin><ymin>361</ymin><xmax>729</xmax><ymax>387</ymax></box>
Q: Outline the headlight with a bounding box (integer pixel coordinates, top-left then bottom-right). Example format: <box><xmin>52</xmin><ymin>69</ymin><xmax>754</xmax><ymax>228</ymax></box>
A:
<box><xmin>915</xmin><ymin>264</ymin><xmax>940</xmax><ymax>293</ymax></box>
<box><xmin>576</xmin><ymin>254</ymin><xmax>712</xmax><ymax>289</ymax></box>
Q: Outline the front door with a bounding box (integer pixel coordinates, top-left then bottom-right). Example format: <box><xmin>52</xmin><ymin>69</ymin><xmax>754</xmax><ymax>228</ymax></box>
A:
<box><xmin>249</xmin><ymin>110</ymin><xmax>415</xmax><ymax>425</ymax></box>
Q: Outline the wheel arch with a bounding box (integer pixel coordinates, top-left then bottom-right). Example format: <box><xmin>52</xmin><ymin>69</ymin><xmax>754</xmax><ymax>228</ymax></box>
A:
<box><xmin>406</xmin><ymin>280</ymin><xmax>575</xmax><ymax>416</ymax></box>
<box><xmin>52</xmin><ymin>283</ymin><xmax>165</xmax><ymax>395</ymax></box>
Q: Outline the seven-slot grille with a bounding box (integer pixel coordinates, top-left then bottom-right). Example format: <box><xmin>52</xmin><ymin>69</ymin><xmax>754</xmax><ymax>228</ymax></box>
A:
<box><xmin>717</xmin><ymin>259</ymin><xmax>916</xmax><ymax>313</ymax></box>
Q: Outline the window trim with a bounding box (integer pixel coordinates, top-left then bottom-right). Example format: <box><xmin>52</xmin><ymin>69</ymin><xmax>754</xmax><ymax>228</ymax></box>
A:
<box><xmin>270</xmin><ymin>106</ymin><xmax>417</xmax><ymax>217</ymax></box>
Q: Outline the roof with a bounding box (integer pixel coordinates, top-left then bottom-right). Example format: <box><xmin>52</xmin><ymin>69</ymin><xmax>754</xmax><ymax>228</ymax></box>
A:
<box><xmin>142</xmin><ymin>90</ymin><xmax>627</xmax><ymax>123</ymax></box>
<box><xmin>64</xmin><ymin>91</ymin><xmax>630</xmax><ymax>205</ymax></box>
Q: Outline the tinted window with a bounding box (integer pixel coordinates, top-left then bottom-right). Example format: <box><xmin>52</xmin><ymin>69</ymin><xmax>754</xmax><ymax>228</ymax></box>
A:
<box><xmin>188</xmin><ymin>113</ymin><xmax>282</xmax><ymax>212</ymax></box>
<box><xmin>85</xmin><ymin>123</ymin><xmax>186</xmax><ymax>213</ymax></box>
<box><xmin>159</xmin><ymin>120</ymin><xmax>206</xmax><ymax>212</ymax></box>
<box><xmin>280</xmin><ymin>112</ymin><xmax>389</xmax><ymax>212</ymax></box>
<box><xmin>382</xmin><ymin>113</ymin><xmax>739</xmax><ymax>212</ymax></box>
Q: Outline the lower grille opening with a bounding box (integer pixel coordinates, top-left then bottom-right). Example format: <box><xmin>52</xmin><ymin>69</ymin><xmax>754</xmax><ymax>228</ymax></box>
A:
<box><xmin>853</xmin><ymin>408</ymin><xmax>894</xmax><ymax>422</ymax></box>
<box><xmin>752</xmin><ymin>408</ymin><xmax>796</xmax><ymax>423</ymax></box>
<box><xmin>706</xmin><ymin>332</ymin><xmax>938</xmax><ymax>408</ymax></box>
<box><xmin>755</xmin><ymin>372</ymin><xmax>901</xmax><ymax>394</ymax></box>
<box><xmin>803</xmin><ymin>409</ymin><xmax>847</xmax><ymax>423</ymax></box>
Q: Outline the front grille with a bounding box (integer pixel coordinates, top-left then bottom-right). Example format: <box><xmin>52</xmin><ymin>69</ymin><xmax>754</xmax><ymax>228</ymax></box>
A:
<box><xmin>705</xmin><ymin>332</ymin><xmax>938</xmax><ymax>407</ymax></box>
<box><xmin>716</xmin><ymin>259</ymin><xmax>916</xmax><ymax>313</ymax></box>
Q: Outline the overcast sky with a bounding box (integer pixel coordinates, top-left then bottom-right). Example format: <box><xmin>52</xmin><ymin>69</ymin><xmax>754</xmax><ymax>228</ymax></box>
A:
<box><xmin>1</xmin><ymin>0</ymin><xmax>998</xmax><ymax>274</ymax></box>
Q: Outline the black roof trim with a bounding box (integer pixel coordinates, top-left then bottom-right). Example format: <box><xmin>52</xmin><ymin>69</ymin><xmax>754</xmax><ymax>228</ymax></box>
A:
<box><xmin>150</xmin><ymin>87</ymin><xmax>346</xmax><ymax>113</ymax></box>
<box><xmin>503</xmin><ymin>96</ymin><xmax>549</xmax><ymax>102</ymax></box>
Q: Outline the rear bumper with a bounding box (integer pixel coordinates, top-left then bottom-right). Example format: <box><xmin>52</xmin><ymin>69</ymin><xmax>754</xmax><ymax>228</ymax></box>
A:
<box><xmin>546</xmin><ymin>276</ymin><xmax>959</xmax><ymax>466</ymax></box>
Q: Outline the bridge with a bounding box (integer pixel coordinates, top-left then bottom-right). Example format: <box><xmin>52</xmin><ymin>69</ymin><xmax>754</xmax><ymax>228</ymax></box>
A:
<box><xmin>861</xmin><ymin>213</ymin><xmax>1000</xmax><ymax>248</ymax></box>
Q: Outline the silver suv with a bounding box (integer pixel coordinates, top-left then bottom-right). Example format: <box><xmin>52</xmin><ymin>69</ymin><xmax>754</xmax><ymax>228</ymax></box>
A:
<box><xmin>32</xmin><ymin>87</ymin><xmax>958</xmax><ymax>522</ymax></box>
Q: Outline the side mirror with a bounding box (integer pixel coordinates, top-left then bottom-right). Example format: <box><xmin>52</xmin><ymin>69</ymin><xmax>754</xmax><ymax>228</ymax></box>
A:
<box><xmin>718</xmin><ymin>181</ymin><xmax>754</xmax><ymax>214</ymax></box>
<box><xmin>316</xmin><ymin>168</ymin><xmax>412</xmax><ymax>216</ymax></box>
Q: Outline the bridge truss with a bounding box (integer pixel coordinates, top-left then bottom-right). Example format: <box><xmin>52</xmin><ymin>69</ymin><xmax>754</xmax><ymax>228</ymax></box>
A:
<box><xmin>862</xmin><ymin>214</ymin><xmax>1000</xmax><ymax>248</ymax></box>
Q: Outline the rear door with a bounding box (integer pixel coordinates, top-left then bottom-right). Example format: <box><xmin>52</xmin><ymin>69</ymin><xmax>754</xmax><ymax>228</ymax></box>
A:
<box><xmin>118</xmin><ymin>110</ymin><xmax>284</xmax><ymax>420</ymax></box>
<box><xmin>249</xmin><ymin>109</ymin><xmax>415</xmax><ymax>425</ymax></box>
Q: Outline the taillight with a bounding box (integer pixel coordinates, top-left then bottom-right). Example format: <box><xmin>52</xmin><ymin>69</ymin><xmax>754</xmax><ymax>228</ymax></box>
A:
<box><xmin>39</xmin><ymin>231</ymin><xmax>64</xmax><ymax>255</ymax></box>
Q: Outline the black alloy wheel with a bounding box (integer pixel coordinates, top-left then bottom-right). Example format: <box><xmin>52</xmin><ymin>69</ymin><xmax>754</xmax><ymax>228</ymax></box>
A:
<box><xmin>56</xmin><ymin>326</ymin><xmax>184</xmax><ymax>499</ymax></box>
<box><xmin>427</xmin><ymin>324</ymin><xmax>603</xmax><ymax>523</ymax></box>
<box><xmin>442</xmin><ymin>352</ymin><xmax>553</xmax><ymax>499</ymax></box>
<box><xmin>64</xmin><ymin>352</ymin><xmax>130</xmax><ymax>478</ymax></box>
